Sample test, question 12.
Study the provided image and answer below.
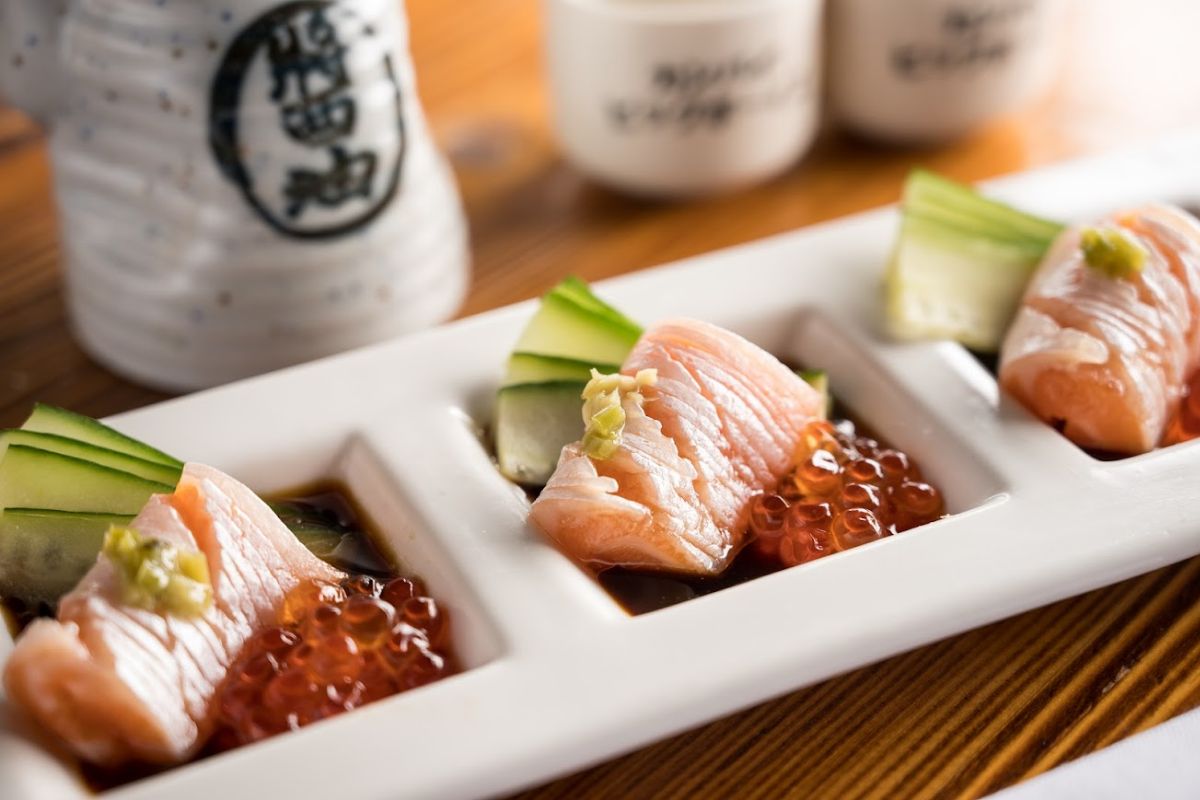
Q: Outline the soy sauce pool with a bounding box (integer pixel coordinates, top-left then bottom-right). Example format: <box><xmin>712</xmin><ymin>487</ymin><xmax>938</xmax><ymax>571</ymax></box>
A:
<box><xmin>0</xmin><ymin>597</ymin><xmax>50</xmax><ymax>638</ymax></box>
<box><xmin>267</xmin><ymin>481</ymin><xmax>394</xmax><ymax>578</ymax></box>
<box><xmin>597</xmin><ymin>553</ymin><xmax>784</xmax><ymax>615</ymax></box>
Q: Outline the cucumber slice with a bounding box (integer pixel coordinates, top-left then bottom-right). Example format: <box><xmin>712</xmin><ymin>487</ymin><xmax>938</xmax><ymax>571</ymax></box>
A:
<box><xmin>512</xmin><ymin>292</ymin><xmax>642</xmax><ymax>367</ymax></box>
<box><xmin>885</xmin><ymin>170</ymin><xmax>1066</xmax><ymax>352</ymax></box>
<box><xmin>504</xmin><ymin>353</ymin><xmax>621</xmax><ymax>387</ymax></box>
<box><xmin>0</xmin><ymin>430</ymin><xmax>182</xmax><ymax>486</ymax></box>
<box><xmin>887</xmin><ymin>215</ymin><xmax>1048</xmax><ymax>351</ymax></box>
<box><xmin>267</xmin><ymin>500</ymin><xmax>346</xmax><ymax>559</ymax></box>
<box><xmin>550</xmin><ymin>276</ymin><xmax>642</xmax><ymax>336</ymax></box>
<box><xmin>904</xmin><ymin>170</ymin><xmax>1063</xmax><ymax>245</ymax></box>
<box><xmin>496</xmin><ymin>381</ymin><xmax>587</xmax><ymax>485</ymax></box>
<box><xmin>21</xmin><ymin>403</ymin><xmax>183</xmax><ymax>469</ymax></box>
<box><xmin>797</xmin><ymin>369</ymin><xmax>831</xmax><ymax>419</ymax></box>
<box><xmin>497</xmin><ymin>278</ymin><xmax>643</xmax><ymax>487</ymax></box>
<box><xmin>0</xmin><ymin>508</ymin><xmax>131</xmax><ymax>604</ymax></box>
<box><xmin>0</xmin><ymin>446</ymin><xmax>173</xmax><ymax>514</ymax></box>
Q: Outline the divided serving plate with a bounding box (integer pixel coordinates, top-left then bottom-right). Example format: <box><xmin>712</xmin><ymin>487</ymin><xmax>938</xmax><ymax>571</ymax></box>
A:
<box><xmin>5</xmin><ymin>131</ymin><xmax>1200</xmax><ymax>799</ymax></box>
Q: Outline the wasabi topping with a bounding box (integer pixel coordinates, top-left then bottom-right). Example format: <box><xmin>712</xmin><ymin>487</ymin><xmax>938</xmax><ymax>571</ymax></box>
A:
<box><xmin>1080</xmin><ymin>226</ymin><xmax>1146</xmax><ymax>280</ymax></box>
<box><xmin>580</xmin><ymin>369</ymin><xmax>658</xmax><ymax>460</ymax></box>
<box><xmin>103</xmin><ymin>525</ymin><xmax>212</xmax><ymax>616</ymax></box>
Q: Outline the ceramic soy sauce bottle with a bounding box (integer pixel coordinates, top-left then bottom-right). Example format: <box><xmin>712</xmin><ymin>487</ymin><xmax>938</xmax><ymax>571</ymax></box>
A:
<box><xmin>0</xmin><ymin>0</ymin><xmax>469</xmax><ymax>390</ymax></box>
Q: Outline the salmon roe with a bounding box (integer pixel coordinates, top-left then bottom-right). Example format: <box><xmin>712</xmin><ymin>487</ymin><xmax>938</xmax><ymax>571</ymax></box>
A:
<box><xmin>211</xmin><ymin>574</ymin><xmax>453</xmax><ymax>750</ymax></box>
<box><xmin>748</xmin><ymin>420</ymin><xmax>945</xmax><ymax>567</ymax></box>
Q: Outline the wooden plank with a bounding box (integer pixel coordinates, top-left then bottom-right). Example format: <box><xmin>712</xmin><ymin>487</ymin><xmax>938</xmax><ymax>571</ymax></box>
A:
<box><xmin>518</xmin><ymin>559</ymin><xmax>1200</xmax><ymax>799</ymax></box>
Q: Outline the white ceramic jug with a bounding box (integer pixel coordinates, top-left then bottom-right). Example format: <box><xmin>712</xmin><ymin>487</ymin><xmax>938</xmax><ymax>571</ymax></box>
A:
<box><xmin>0</xmin><ymin>0</ymin><xmax>469</xmax><ymax>390</ymax></box>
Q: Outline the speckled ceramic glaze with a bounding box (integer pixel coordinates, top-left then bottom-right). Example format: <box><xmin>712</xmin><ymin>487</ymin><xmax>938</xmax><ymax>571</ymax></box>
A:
<box><xmin>0</xmin><ymin>0</ymin><xmax>469</xmax><ymax>390</ymax></box>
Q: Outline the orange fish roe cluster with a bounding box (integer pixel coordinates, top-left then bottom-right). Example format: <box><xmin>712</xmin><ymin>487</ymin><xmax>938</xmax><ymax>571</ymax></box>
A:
<box><xmin>212</xmin><ymin>574</ymin><xmax>453</xmax><ymax>749</ymax></box>
<box><xmin>748</xmin><ymin>420</ymin><xmax>945</xmax><ymax>567</ymax></box>
<box><xmin>1164</xmin><ymin>370</ymin><xmax>1200</xmax><ymax>446</ymax></box>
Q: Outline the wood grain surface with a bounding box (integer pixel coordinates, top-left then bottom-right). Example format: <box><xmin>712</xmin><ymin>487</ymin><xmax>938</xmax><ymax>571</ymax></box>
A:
<box><xmin>2</xmin><ymin>1</ymin><xmax>1200</xmax><ymax>798</ymax></box>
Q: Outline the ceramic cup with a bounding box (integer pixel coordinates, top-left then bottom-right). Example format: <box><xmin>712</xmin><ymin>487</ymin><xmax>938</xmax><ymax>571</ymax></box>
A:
<box><xmin>0</xmin><ymin>0</ymin><xmax>469</xmax><ymax>391</ymax></box>
<box><xmin>544</xmin><ymin>0</ymin><xmax>823</xmax><ymax>197</ymax></box>
<box><xmin>827</xmin><ymin>0</ymin><xmax>1069</xmax><ymax>144</ymax></box>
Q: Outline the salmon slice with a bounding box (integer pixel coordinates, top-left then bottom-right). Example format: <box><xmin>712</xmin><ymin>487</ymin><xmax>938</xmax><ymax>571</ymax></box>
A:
<box><xmin>999</xmin><ymin>204</ymin><xmax>1200</xmax><ymax>454</ymax></box>
<box><xmin>531</xmin><ymin>318</ymin><xmax>824</xmax><ymax>575</ymax></box>
<box><xmin>2</xmin><ymin>463</ymin><xmax>342</xmax><ymax>767</ymax></box>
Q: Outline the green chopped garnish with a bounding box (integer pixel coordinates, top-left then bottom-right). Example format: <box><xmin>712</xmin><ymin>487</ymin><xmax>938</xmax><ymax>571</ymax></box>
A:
<box><xmin>585</xmin><ymin>404</ymin><xmax>626</xmax><ymax>459</ymax></box>
<box><xmin>579</xmin><ymin>369</ymin><xmax>658</xmax><ymax>460</ymax></box>
<box><xmin>1080</xmin><ymin>226</ymin><xmax>1146</xmax><ymax>280</ymax></box>
<box><xmin>102</xmin><ymin>525</ymin><xmax>212</xmax><ymax>616</ymax></box>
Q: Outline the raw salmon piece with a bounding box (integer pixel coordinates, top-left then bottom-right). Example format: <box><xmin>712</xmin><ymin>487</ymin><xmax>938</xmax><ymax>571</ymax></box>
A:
<box><xmin>531</xmin><ymin>318</ymin><xmax>824</xmax><ymax>575</ymax></box>
<box><xmin>999</xmin><ymin>204</ymin><xmax>1200</xmax><ymax>454</ymax></box>
<box><xmin>2</xmin><ymin>463</ymin><xmax>342</xmax><ymax>767</ymax></box>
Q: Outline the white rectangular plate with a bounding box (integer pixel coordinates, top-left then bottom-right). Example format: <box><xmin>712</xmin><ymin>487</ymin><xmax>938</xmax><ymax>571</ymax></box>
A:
<box><xmin>5</xmin><ymin>131</ymin><xmax>1200</xmax><ymax>800</ymax></box>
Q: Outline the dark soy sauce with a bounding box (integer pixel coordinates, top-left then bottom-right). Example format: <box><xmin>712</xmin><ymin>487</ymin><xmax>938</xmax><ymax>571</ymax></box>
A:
<box><xmin>1</xmin><ymin>597</ymin><xmax>51</xmax><ymax>638</ymax></box>
<box><xmin>268</xmin><ymin>481</ymin><xmax>395</xmax><ymax>577</ymax></box>
<box><xmin>596</xmin><ymin>552</ymin><xmax>785</xmax><ymax>615</ymax></box>
<box><xmin>968</xmin><ymin>348</ymin><xmax>999</xmax><ymax>376</ymax></box>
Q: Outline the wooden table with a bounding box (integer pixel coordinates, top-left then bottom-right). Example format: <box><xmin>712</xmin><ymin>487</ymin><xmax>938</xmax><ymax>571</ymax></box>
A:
<box><xmin>4</xmin><ymin>2</ymin><xmax>1200</xmax><ymax>797</ymax></box>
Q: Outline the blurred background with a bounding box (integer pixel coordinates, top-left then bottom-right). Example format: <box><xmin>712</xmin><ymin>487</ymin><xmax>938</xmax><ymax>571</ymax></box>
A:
<box><xmin>3</xmin><ymin>0</ymin><xmax>1200</xmax><ymax>412</ymax></box>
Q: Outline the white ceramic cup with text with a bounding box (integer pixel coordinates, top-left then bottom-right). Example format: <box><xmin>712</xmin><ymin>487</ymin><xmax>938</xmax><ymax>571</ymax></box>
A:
<box><xmin>828</xmin><ymin>0</ymin><xmax>1070</xmax><ymax>144</ymax></box>
<box><xmin>544</xmin><ymin>0</ymin><xmax>823</xmax><ymax>197</ymax></box>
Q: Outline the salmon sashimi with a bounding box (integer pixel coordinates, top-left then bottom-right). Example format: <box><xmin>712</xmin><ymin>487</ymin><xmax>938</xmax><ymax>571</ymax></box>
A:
<box><xmin>2</xmin><ymin>463</ymin><xmax>343</xmax><ymax>767</ymax></box>
<box><xmin>999</xmin><ymin>204</ymin><xmax>1200</xmax><ymax>454</ymax></box>
<box><xmin>531</xmin><ymin>318</ymin><xmax>824</xmax><ymax>575</ymax></box>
